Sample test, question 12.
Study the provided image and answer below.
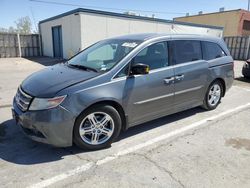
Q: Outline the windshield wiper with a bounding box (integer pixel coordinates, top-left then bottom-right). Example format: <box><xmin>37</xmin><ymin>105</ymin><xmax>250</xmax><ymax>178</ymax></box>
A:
<box><xmin>68</xmin><ymin>64</ymin><xmax>98</xmax><ymax>72</ymax></box>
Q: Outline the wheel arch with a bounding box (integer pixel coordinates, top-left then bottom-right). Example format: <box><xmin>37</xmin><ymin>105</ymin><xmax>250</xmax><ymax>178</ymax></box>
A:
<box><xmin>75</xmin><ymin>100</ymin><xmax>128</xmax><ymax>132</ymax></box>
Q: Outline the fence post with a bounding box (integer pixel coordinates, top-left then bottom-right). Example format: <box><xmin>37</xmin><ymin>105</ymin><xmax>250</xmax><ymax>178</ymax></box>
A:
<box><xmin>17</xmin><ymin>33</ymin><xmax>22</xmax><ymax>57</ymax></box>
<box><xmin>245</xmin><ymin>36</ymin><xmax>250</xmax><ymax>60</ymax></box>
<box><xmin>38</xmin><ymin>34</ymin><xmax>42</xmax><ymax>56</ymax></box>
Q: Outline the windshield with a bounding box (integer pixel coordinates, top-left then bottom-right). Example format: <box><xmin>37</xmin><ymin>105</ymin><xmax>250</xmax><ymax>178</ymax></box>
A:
<box><xmin>67</xmin><ymin>39</ymin><xmax>142</xmax><ymax>72</ymax></box>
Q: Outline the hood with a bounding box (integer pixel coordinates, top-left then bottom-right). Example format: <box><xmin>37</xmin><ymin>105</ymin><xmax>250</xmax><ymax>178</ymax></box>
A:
<box><xmin>21</xmin><ymin>64</ymin><xmax>99</xmax><ymax>97</ymax></box>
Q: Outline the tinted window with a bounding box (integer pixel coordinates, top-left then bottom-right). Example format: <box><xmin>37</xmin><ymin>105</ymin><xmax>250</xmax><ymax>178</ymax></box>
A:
<box><xmin>132</xmin><ymin>42</ymin><xmax>168</xmax><ymax>70</ymax></box>
<box><xmin>202</xmin><ymin>41</ymin><xmax>226</xmax><ymax>60</ymax></box>
<box><xmin>170</xmin><ymin>40</ymin><xmax>202</xmax><ymax>64</ymax></box>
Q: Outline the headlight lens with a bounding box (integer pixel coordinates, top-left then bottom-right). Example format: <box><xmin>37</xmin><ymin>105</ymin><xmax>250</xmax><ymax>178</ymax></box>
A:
<box><xmin>29</xmin><ymin>95</ymin><xmax>66</xmax><ymax>111</ymax></box>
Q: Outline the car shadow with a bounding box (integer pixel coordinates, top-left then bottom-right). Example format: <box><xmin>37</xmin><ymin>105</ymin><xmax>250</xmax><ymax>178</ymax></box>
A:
<box><xmin>0</xmin><ymin>107</ymin><xmax>205</xmax><ymax>165</ymax></box>
<box><xmin>235</xmin><ymin>77</ymin><xmax>250</xmax><ymax>83</ymax></box>
<box><xmin>25</xmin><ymin>57</ymin><xmax>66</xmax><ymax>66</ymax></box>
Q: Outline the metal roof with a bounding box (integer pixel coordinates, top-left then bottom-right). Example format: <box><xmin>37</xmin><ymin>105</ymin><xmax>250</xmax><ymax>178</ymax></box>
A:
<box><xmin>39</xmin><ymin>8</ymin><xmax>223</xmax><ymax>30</ymax></box>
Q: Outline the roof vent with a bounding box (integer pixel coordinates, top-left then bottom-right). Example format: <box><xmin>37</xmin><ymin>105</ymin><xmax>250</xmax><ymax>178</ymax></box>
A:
<box><xmin>219</xmin><ymin>7</ymin><xmax>225</xmax><ymax>12</ymax></box>
<box><xmin>198</xmin><ymin>11</ymin><xmax>203</xmax><ymax>15</ymax></box>
<box><xmin>124</xmin><ymin>11</ymin><xmax>137</xmax><ymax>16</ymax></box>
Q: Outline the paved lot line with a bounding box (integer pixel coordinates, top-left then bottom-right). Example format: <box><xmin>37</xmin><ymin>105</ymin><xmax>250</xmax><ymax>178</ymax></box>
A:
<box><xmin>28</xmin><ymin>102</ymin><xmax>250</xmax><ymax>188</ymax></box>
<box><xmin>233</xmin><ymin>85</ymin><xmax>250</xmax><ymax>92</ymax></box>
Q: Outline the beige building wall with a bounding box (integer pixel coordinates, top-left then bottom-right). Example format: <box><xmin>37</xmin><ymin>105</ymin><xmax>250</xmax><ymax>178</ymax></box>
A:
<box><xmin>40</xmin><ymin>14</ymin><xmax>82</xmax><ymax>59</ymax></box>
<box><xmin>80</xmin><ymin>12</ymin><xmax>223</xmax><ymax>50</ymax></box>
<box><xmin>40</xmin><ymin>10</ymin><xmax>224</xmax><ymax>59</ymax></box>
<box><xmin>174</xmin><ymin>10</ymin><xmax>241</xmax><ymax>36</ymax></box>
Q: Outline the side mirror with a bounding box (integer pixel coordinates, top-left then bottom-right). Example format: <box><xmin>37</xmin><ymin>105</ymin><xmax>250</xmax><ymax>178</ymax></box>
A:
<box><xmin>130</xmin><ymin>63</ymin><xmax>149</xmax><ymax>75</ymax></box>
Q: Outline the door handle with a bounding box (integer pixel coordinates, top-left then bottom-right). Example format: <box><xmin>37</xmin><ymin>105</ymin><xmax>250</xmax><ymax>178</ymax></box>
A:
<box><xmin>175</xmin><ymin>75</ymin><xmax>184</xmax><ymax>81</ymax></box>
<box><xmin>164</xmin><ymin>77</ymin><xmax>175</xmax><ymax>84</ymax></box>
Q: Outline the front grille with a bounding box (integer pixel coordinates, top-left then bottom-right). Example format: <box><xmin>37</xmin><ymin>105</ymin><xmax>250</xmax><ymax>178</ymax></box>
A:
<box><xmin>15</xmin><ymin>87</ymin><xmax>32</xmax><ymax>111</ymax></box>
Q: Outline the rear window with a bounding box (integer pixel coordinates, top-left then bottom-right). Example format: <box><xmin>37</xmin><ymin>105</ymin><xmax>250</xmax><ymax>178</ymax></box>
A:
<box><xmin>202</xmin><ymin>41</ymin><xmax>226</xmax><ymax>61</ymax></box>
<box><xmin>170</xmin><ymin>40</ymin><xmax>202</xmax><ymax>64</ymax></box>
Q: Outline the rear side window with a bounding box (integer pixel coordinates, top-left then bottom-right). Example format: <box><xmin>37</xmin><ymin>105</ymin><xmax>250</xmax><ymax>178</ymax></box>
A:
<box><xmin>170</xmin><ymin>40</ymin><xmax>202</xmax><ymax>64</ymax></box>
<box><xmin>202</xmin><ymin>41</ymin><xmax>226</xmax><ymax>61</ymax></box>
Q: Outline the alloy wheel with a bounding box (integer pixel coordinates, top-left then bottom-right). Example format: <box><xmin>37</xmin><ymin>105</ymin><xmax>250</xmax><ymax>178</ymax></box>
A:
<box><xmin>79</xmin><ymin>112</ymin><xmax>114</xmax><ymax>145</ymax></box>
<box><xmin>208</xmin><ymin>83</ymin><xmax>221</xmax><ymax>106</ymax></box>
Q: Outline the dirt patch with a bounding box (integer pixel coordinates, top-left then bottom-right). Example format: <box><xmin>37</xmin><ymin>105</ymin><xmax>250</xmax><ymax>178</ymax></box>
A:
<box><xmin>225</xmin><ymin>138</ymin><xmax>250</xmax><ymax>151</ymax></box>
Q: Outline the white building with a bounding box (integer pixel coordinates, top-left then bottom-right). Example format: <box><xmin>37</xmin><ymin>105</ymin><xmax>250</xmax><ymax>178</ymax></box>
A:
<box><xmin>39</xmin><ymin>8</ymin><xmax>224</xmax><ymax>59</ymax></box>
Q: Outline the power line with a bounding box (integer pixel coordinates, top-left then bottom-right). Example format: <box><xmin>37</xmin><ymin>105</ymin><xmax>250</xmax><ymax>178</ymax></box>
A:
<box><xmin>29</xmin><ymin>0</ymin><xmax>187</xmax><ymax>15</ymax></box>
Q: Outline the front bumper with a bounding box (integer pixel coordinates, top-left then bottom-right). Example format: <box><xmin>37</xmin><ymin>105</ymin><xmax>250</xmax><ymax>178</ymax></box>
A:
<box><xmin>12</xmin><ymin>100</ymin><xmax>76</xmax><ymax>147</ymax></box>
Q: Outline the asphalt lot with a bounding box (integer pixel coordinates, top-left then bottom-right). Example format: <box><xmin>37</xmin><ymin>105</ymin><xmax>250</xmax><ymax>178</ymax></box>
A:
<box><xmin>0</xmin><ymin>58</ymin><xmax>250</xmax><ymax>188</ymax></box>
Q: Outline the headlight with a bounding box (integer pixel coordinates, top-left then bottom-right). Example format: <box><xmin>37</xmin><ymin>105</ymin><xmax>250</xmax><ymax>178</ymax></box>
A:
<box><xmin>29</xmin><ymin>95</ymin><xmax>66</xmax><ymax>111</ymax></box>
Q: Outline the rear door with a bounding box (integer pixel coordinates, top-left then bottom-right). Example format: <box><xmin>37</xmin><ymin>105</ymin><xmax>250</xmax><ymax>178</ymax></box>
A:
<box><xmin>170</xmin><ymin>40</ymin><xmax>208</xmax><ymax>110</ymax></box>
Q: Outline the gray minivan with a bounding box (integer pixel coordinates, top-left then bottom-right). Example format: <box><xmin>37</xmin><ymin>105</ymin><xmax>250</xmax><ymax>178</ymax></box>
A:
<box><xmin>12</xmin><ymin>33</ymin><xmax>234</xmax><ymax>150</ymax></box>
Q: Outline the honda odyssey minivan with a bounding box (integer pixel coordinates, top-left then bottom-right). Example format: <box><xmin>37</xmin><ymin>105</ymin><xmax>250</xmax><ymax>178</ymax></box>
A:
<box><xmin>12</xmin><ymin>33</ymin><xmax>234</xmax><ymax>150</ymax></box>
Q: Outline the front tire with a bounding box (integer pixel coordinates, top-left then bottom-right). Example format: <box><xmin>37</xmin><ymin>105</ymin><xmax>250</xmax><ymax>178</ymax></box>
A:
<box><xmin>202</xmin><ymin>80</ymin><xmax>223</xmax><ymax>110</ymax></box>
<box><xmin>73</xmin><ymin>105</ymin><xmax>122</xmax><ymax>150</ymax></box>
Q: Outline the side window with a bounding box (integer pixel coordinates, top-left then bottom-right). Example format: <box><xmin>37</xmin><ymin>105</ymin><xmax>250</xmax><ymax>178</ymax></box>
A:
<box><xmin>202</xmin><ymin>41</ymin><xmax>226</xmax><ymax>60</ymax></box>
<box><xmin>132</xmin><ymin>41</ymin><xmax>168</xmax><ymax>70</ymax></box>
<box><xmin>170</xmin><ymin>40</ymin><xmax>202</xmax><ymax>64</ymax></box>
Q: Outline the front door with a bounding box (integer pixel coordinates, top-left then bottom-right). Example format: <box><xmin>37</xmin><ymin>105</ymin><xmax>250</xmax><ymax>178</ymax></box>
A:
<box><xmin>125</xmin><ymin>41</ymin><xmax>175</xmax><ymax>125</ymax></box>
<box><xmin>52</xmin><ymin>26</ymin><xmax>63</xmax><ymax>58</ymax></box>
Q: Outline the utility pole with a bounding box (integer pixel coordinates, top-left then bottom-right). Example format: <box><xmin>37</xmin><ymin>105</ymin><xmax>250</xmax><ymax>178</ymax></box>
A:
<box><xmin>248</xmin><ymin>0</ymin><xmax>250</xmax><ymax>11</ymax></box>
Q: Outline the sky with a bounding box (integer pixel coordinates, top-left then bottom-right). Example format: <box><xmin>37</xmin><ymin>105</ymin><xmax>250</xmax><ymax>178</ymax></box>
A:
<box><xmin>0</xmin><ymin>0</ymin><xmax>249</xmax><ymax>32</ymax></box>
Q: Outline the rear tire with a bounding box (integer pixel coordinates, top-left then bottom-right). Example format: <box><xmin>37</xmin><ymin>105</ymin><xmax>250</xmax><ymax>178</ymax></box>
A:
<box><xmin>202</xmin><ymin>80</ymin><xmax>223</xmax><ymax>110</ymax></box>
<box><xmin>73</xmin><ymin>105</ymin><xmax>122</xmax><ymax>150</ymax></box>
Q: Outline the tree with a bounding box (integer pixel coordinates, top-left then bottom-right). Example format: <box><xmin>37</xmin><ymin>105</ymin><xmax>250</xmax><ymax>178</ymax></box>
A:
<box><xmin>0</xmin><ymin>27</ymin><xmax>8</xmax><ymax>33</ymax></box>
<box><xmin>8</xmin><ymin>26</ymin><xmax>17</xmax><ymax>33</ymax></box>
<box><xmin>15</xmin><ymin>16</ymin><xmax>32</xmax><ymax>34</ymax></box>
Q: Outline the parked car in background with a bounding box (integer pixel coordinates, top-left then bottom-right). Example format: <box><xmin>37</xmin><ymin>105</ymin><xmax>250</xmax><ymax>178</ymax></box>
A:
<box><xmin>12</xmin><ymin>33</ymin><xmax>234</xmax><ymax>150</ymax></box>
<box><xmin>242</xmin><ymin>59</ymin><xmax>250</xmax><ymax>78</ymax></box>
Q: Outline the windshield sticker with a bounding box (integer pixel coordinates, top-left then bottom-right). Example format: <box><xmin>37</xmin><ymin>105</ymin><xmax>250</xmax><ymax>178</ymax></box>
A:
<box><xmin>100</xmin><ymin>65</ymin><xmax>107</xmax><ymax>71</ymax></box>
<box><xmin>122</xmin><ymin>42</ymin><xmax>138</xmax><ymax>48</ymax></box>
<box><xmin>100</xmin><ymin>67</ymin><xmax>107</xmax><ymax>71</ymax></box>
